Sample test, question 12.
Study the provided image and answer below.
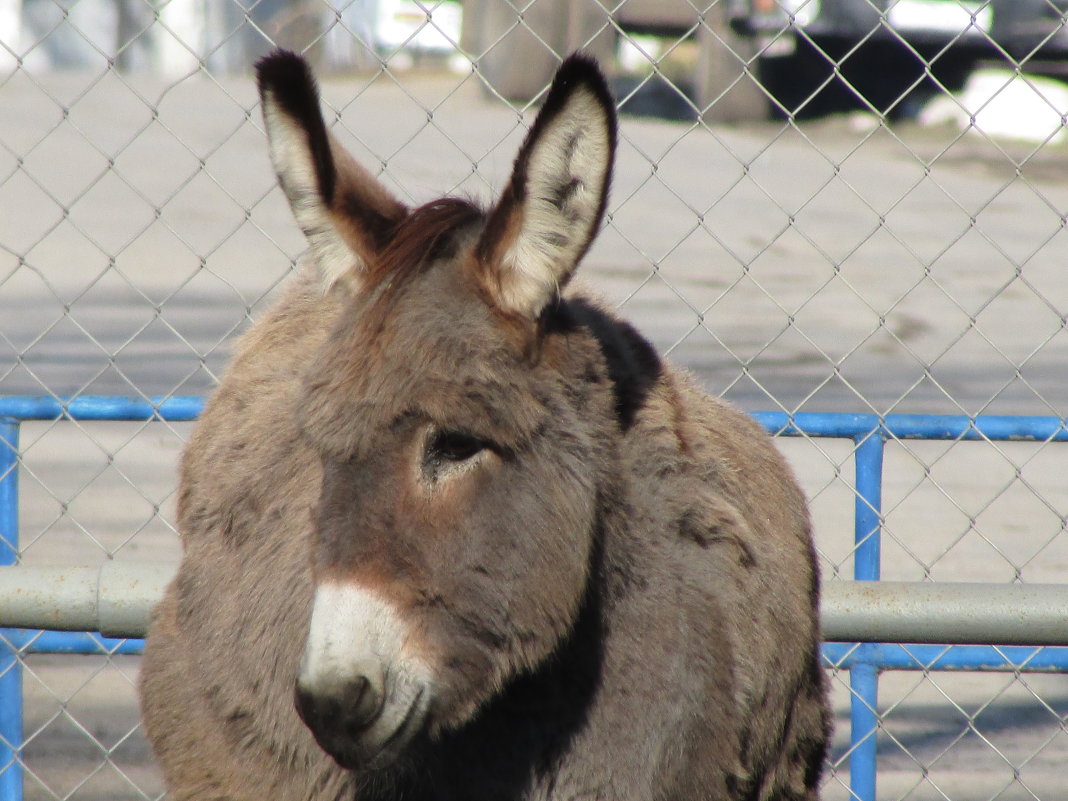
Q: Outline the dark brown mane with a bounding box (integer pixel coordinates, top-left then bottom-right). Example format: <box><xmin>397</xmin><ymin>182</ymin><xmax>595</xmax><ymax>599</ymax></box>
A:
<box><xmin>364</xmin><ymin>197</ymin><xmax>483</xmax><ymax>288</ymax></box>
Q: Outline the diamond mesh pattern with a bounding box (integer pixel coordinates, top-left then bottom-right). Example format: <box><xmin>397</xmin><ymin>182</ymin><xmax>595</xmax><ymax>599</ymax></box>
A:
<box><xmin>2</xmin><ymin>1</ymin><xmax>1067</xmax><ymax>799</ymax></box>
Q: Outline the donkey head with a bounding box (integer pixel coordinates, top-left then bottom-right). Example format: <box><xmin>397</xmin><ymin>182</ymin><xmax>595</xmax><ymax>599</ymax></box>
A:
<box><xmin>256</xmin><ymin>51</ymin><xmax>618</xmax><ymax>771</ymax></box>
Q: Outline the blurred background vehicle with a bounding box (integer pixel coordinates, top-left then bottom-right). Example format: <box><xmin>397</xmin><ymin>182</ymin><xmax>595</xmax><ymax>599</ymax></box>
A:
<box><xmin>731</xmin><ymin>0</ymin><xmax>1068</xmax><ymax>118</ymax></box>
<box><xmin>7</xmin><ymin>1</ymin><xmax>1065</xmax><ymax>122</ymax></box>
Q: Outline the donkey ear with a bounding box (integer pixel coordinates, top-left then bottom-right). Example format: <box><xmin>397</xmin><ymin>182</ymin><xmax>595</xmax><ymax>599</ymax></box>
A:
<box><xmin>477</xmin><ymin>54</ymin><xmax>616</xmax><ymax>320</ymax></box>
<box><xmin>256</xmin><ymin>50</ymin><xmax>407</xmax><ymax>288</ymax></box>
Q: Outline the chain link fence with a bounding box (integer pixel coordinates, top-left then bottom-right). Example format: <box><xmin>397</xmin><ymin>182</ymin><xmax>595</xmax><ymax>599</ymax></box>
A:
<box><xmin>1</xmin><ymin>1</ymin><xmax>1067</xmax><ymax>799</ymax></box>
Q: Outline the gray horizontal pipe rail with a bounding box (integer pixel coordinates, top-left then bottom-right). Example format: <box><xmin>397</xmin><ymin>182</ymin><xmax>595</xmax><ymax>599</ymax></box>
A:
<box><xmin>820</xmin><ymin>581</ymin><xmax>1068</xmax><ymax>646</ymax></box>
<box><xmin>0</xmin><ymin>565</ymin><xmax>1067</xmax><ymax>645</ymax></box>
<box><xmin>0</xmin><ymin>563</ymin><xmax>177</xmax><ymax>639</ymax></box>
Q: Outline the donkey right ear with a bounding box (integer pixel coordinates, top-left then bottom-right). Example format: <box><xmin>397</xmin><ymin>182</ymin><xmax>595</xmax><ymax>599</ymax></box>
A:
<box><xmin>256</xmin><ymin>51</ymin><xmax>407</xmax><ymax>288</ymax></box>
<box><xmin>476</xmin><ymin>54</ymin><xmax>616</xmax><ymax>321</ymax></box>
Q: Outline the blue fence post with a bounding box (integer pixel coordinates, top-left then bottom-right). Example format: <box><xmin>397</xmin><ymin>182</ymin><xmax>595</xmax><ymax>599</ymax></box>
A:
<box><xmin>849</xmin><ymin>429</ymin><xmax>885</xmax><ymax>801</ymax></box>
<box><xmin>853</xmin><ymin>430</ymin><xmax>884</xmax><ymax>582</ymax></box>
<box><xmin>0</xmin><ymin>419</ymin><xmax>22</xmax><ymax>801</ymax></box>
<box><xmin>849</xmin><ymin>659</ymin><xmax>880</xmax><ymax>801</ymax></box>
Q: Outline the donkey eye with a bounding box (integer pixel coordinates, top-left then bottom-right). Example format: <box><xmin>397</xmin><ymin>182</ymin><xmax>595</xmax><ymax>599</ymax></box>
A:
<box><xmin>427</xmin><ymin>430</ymin><xmax>486</xmax><ymax>463</ymax></box>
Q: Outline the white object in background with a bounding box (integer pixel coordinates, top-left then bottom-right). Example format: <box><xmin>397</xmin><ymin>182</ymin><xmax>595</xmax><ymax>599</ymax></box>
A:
<box><xmin>157</xmin><ymin>1</ymin><xmax>205</xmax><ymax>76</ymax></box>
<box><xmin>920</xmin><ymin>68</ymin><xmax>1068</xmax><ymax>144</ymax></box>
<box><xmin>888</xmin><ymin>0</ymin><xmax>991</xmax><ymax>36</ymax></box>
<box><xmin>374</xmin><ymin>0</ymin><xmax>461</xmax><ymax>53</ymax></box>
<box><xmin>0</xmin><ymin>0</ymin><xmax>18</xmax><ymax>72</ymax></box>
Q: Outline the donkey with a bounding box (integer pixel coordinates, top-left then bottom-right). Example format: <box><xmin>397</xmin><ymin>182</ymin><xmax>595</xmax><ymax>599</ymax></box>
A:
<box><xmin>140</xmin><ymin>50</ymin><xmax>830</xmax><ymax>801</ymax></box>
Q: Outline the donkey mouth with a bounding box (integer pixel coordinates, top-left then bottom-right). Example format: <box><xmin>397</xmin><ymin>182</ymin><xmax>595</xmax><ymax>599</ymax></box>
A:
<box><xmin>298</xmin><ymin>681</ymin><xmax>431</xmax><ymax>771</ymax></box>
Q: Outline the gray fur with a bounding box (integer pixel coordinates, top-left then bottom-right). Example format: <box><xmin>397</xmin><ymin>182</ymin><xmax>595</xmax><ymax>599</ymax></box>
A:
<box><xmin>140</xmin><ymin>50</ymin><xmax>829</xmax><ymax>801</ymax></box>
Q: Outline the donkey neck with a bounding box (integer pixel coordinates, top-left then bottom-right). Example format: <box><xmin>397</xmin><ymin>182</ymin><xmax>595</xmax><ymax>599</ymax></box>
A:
<box><xmin>354</xmin><ymin>530</ymin><xmax>609</xmax><ymax>801</ymax></box>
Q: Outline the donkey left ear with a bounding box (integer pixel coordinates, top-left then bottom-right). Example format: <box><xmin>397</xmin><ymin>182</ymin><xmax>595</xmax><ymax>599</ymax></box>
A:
<box><xmin>477</xmin><ymin>54</ymin><xmax>617</xmax><ymax>320</ymax></box>
<box><xmin>256</xmin><ymin>50</ymin><xmax>407</xmax><ymax>289</ymax></box>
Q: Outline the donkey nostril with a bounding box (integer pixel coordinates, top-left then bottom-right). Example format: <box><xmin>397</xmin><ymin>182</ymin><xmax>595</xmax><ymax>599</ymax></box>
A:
<box><xmin>294</xmin><ymin>673</ymin><xmax>385</xmax><ymax>740</ymax></box>
<box><xmin>294</xmin><ymin>680</ymin><xmax>330</xmax><ymax>730</ymax></box>
<box><xmin>345</xmin><ymin>674</ymin><xmax>383</xmax><ymax>729</ymax></box>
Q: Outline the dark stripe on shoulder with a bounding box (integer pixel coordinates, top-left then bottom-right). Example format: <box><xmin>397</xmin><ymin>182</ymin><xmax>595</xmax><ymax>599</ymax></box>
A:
<box><xmin>546</xmin><ymin>298</ymin><xmax>662</xmax><ymax>430</ymax></box>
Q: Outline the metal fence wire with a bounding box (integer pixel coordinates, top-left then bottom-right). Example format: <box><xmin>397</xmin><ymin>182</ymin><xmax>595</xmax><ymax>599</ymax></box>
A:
<box><xmin>1</xmin><ymin>1</ymin><xmax>1067</xmax><ymax>800</ymax></box>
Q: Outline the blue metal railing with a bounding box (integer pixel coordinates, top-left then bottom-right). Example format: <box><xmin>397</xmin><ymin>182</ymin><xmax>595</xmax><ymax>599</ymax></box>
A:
<box><xmin>0</xmin><ymin>397</ymin><xmax>202</xmax><ymax>801</ymax></box>
<box><xmin>753</xmin><ymin>410</ymin><xmax>1068</xmax><ymax>801</ymax></box>
<box><xmin>2</xmin><ymin>397</ymin><xmax>1067</xmax><ymax>801</ymax></box>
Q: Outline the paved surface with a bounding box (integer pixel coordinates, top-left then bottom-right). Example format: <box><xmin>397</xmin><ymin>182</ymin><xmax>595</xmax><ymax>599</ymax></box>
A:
<box><xmin>4</xmin><ymin>69</ymin><xmax>1068</xmax><ymax>414</ymax></box>
<box><xmin>2</xmin><ymin>66</ymin><xmax>1067</xmax><ymax>800</ymax></box>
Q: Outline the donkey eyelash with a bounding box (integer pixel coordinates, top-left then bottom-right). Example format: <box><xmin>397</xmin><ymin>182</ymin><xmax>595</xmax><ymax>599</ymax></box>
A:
<box><xmin>425</xmin><ymin>430</ymin><xmax>488</xmax><ymax>464</ymax></box>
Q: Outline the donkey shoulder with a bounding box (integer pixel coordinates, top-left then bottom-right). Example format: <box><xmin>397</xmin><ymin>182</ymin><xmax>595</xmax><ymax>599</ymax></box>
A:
<box><xmin>621</xmin><ymin>367</ymin><xmax>817</xmax><ymax>616</ymax></box>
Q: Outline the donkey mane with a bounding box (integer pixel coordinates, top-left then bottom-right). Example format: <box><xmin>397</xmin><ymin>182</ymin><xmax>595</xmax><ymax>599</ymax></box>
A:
<box><xmin>365</xmin><ymin>197</ymin><xmax>483</xmax><ymax>290</ymax></box>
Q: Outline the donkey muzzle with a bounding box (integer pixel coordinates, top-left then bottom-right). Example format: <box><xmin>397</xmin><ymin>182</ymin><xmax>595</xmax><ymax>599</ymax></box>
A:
<box><xmin>296</xmin><ymin>582</ymin><xmax>433</xmax><ymax>769</ymax></box>
<box><xmin>294</xmin><ymin>672</ymin><xmax>382</xmax><ymax>740</ymax></box>
<box><xmin>294</xmin><ymin>666</ymin><xmax>428</xmax><ymax>769</ymax></box>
